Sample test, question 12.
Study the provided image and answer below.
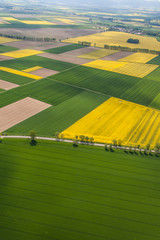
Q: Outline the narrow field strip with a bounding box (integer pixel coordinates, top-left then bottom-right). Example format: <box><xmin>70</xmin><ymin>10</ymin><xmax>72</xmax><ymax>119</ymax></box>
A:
<box><xmin>0</xmin><ymin>36</ymin><xmax>20</xmax><ymax>44</ymax></box>
<box><xmin>0</xmin><ymin>49</ymin><xmax>43</xmax><ymax>58</ymax></box>
<box><xmin>23</xmin><ymin>66</ymin><xmax>43</xmax><ymax>72</ymax></box>
<box><xmin>0</xmin><ymin>66</ymin><xmax>42</xmax><ymax>80</ymax></box>
<box><xmin>119</xmin><ymin>52</ymin><xmax>158</xmax><ymax>63</ymax></box>
<box><xmin>78</xmin><ymin>49</ymin><xmax>118</xmax><ymax>59</ymax></box>
<box><xmin>0</xmin><ymin>97</ymin><xmax>51</xmax><ymax>132</ymax></box>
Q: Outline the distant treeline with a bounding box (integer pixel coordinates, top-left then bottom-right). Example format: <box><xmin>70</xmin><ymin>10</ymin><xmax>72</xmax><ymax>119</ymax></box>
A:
<box><xmin>0</xmin><ymin>33</ymin><xmax>56</xmax><ymax>42</ymax></box>
<box><xmin>104</xmin><ymin>44</ymin><xmax>160</xmax><ymax>55</ymax></box>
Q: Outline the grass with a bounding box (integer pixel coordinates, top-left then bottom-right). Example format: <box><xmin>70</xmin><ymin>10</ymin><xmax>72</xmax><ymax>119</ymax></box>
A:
<box><xmin>0</xmin><ymin>55</ymin><xmax>76</xmax><ymax>72</ymax></box>
<box><xmin>149</xmin><ymin>93</ymin><xmax>160</xmax><ymax>109</ymax></box>
<box><xmin>0</xmin><ymin>79</ymin><xmax>82</xmax><ymax>107</ymax></box>
<box><xmin>45</xmin><ymin>44</ymin><xmax>86</xmax><ymax>54</ymax></box>
<box><xmin>148</xmin><ymin>55</ymin><xmax>160</xmax><ymax>65</ymax></box>
<box><xmin>7</xmin><ymin>91</ymin><xmax>109</xmax><ymax>136</ymax></box>
<box><xmin>51</xmin><ymin>65</ymin><xmax>140</xmax><ymax>99</ymax></box>
<box><xmin>0</xmin><ymin>70</ymin><xmax>35</xmax><ymax>85</ymax></box>
<box><xmin>0</xmin><ymin>139</ymin><xmax>160</xmax><ymax>240</ymax></box>
<box><xmin>0</xmin><ymin>45</ymin><xmax>19</xmax><ymax>53</ymax></box>
<box><xmin>145</xmin><ymin>67</ymin><xmax>160</xmax><ymax>82</ymax></box>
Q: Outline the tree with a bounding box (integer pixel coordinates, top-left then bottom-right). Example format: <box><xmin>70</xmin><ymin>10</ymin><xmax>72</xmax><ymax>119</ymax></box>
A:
<box><xmin>117</xmin><ymin>139</ymin><xmax>122</xmax><ymax>146</ymax></box>
<box><xmin>146</xmin><ymin>144</ymin><xmax>150</xmax><ymax>151</ymax></box>
<box><xmin>30</xmin><ymin>130</ymin><xmax>36</xmax><ymax>141</ymax></box>
<box><xmin>90</xmin><ymin>137</ymin><xmax>94</xmax><ymax>143</ymax></box>
<box><xmin>154</xmin><ymin>143</ymin><xmax>160</xmax><ymax>153</ymax></box>
<box><xmin>75</xmin><ymin>135</ymin><xmax>78</xmax><ymax>141</ymax></box>
<box><xmin>85</xmin><ymin>136</ymin><xmax>89</xmax><ymax>142</ymax></box>
<box><xmin>112</xmin><ymin>139</ymin><xmax>117</xmax><ymax>146</ymax></box>
<box><xmin>79</xmin><ymin>135</ymin><xmax>85</xmax><ymax>142</ymax></box>
<box><xmin>55</xmin><ymin>132</ymin><xmax>60</xmax><ymax>140</ymax></box>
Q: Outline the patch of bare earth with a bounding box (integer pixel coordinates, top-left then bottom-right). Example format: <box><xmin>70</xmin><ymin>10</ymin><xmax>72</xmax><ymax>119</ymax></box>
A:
<box><xmin>31</xmin><ymin>42</ymin><xmax>71</xmax><ymax>51</ymax></box>
<box><xmin>0</xmin><ymin>28</ymin><xmax>100</xmax><ymax>41</ymax></box>
<box><xmin>0</xmin><ymin>97</ymin><xmax>51</xmax><ymax>132</ymax></box>
<box><xmin>59</xmin><ymin>47</ymin><xmax>97</xmax><ymax>57</ymax></box>
<box><xmin>0</xmin><ymin>80</ymin><xmax>19</xmax><ymax>90</ymax></box>
<box><xmin>29</xmin><ymin>68</ymin><xmax>59</xmax><ymax>78</ymax></box>
<box><xmin>38</xmin><ymin>52</ymin><xmax>92</xmax><ymax>64</ymax></box>
<box><xmin>101</xmin><ymin>51</ymin><xmax>134</xmax><ymax>61</ymax></box>
<box><xmin>0</xmin><ymin>55</ymin><xmax>14</xmax><ymax>61</ymax></box>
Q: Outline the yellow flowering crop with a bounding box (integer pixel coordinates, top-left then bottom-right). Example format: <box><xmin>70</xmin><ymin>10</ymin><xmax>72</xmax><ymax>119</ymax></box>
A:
<box><xmin>0</xmin><ymin>49</ymin><xmax>43</xmax><ymax>58</ymax></box>
<box><xmin>78</xmin><ymin>49</ymin><xmax>118</xmax><ymax>59</ymax></box>
<box><xmin>63</xmin><ymin>31</ymin><xmax>160</xmax><ymax>51</ymax></box>
<box><xmin>83</xmin><ymin>60</ymin><xmax>127</xmax><ymax>71</ymax></box>
<box><xmin>83</xmin><ymin>60</ymin><xmax>158</xmax><ymax>78</ymax></box>
<box><xmin>20</xmin><ymin>20</ymin><xmax>55</xmax><ymax>25</ymax></box>
<box><xmin>61</xmin><ymin>97</ymin><xmax>160</xmax><ymax>147</ymax></box>
<box><xmin>0</xmin><ymin>67</ymin><xmax>42</xmax><ymax>80</ymax></box>
<box><xmin>23</xmin><ymin>66</ymin><xmax>43</xmax><ymax>73</ymax></box>
<box><xmin>2</xmin><ymin>17</ymin><xmax>19</xmax><ymax>21</ymax></box>
<box><xmin>119</xmin><ymin>52</ymin><xmax>157</xmax><ymax>63</ymax></box>
<box><xmin>0</xmin><ymin>37</ymin><xmax>20</xmax><ymax>44</ymax></box>
<box><xmin>55</xmin><ymin>18</ymin><xmax>75</xmax><ymax>24</ymax></box>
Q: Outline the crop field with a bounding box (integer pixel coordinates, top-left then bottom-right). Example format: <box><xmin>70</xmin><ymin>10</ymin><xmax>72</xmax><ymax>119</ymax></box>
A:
<box><xmin>0</xmin><ymin>49</ymin><xmax>43</xmax><ymax>58</ymax></box>
<box><xmin>119</xmin><ymin>52</ymin><xmax>157</xmax><ymax>63</ymax></box>
<box><xmin>61</xmin><ymin>97</ymin><xmax>160</xmax><ymax>147</ymax></box>
<box><xmin>0</xmin><ymin>97</ymin><xmax>51</xmax><ymax>132</ymax></box>
<box><xmin>23</xmin><ymin>66</ymin><xmax>43</xmax><ymax>73</ymax></box>
<box><xmin>1</xmin><ymin>139</ymin><xmax>160</xmax><ymax>240</ymax></box>
<box><xmin>7</xmin><ymin>91</ymin><xmax>108</xmax><ymax>136</ymax></box>
<box><xmin>0</xmin><ymin>55</ymin><xmax>76</xmax><ymax>71</ymax></box>
<box><xmin>145</xmin><ymin>67</ymin><xmax>160</xmax><ymax>82</ymax></box>
<box><xmin>78</xmin><ymin>49</ymin><xmax>118</xmax><ymax>59</ymax></box>
<box><xmin>83</xmin><ymin>60</ymin><xmax>159</xmax><ymax>78</ymax></box>
<box><xmin>55</xmin><ymin>18</ymin><xmax>75</xmax><ymax>24</ymax></box>
<box><xmin>148</xmin><ymin>55</ymin><xmax>160</xmax><ymax>65</ymax></box>
<box><xmin>149</xmin><ymin>93</ymin><xmax>160</xmax><ymax>109</ymax></box>
<box><xmin>45</xmin><ymin>44</ymin><xmax>86</xmax><ymax>54</ymax></box>
<box><xmin>0</xmin><ymin>67</ymin><xmax>42</xmax><ymax>80</ymax></box>
<box><xmin>20</xmin><ymin>20</ymin><xmax>55</xmax><ymax>25</ymax></box>
<box><xmin>0</xmin><ymin>45</ymin><xmax>18</xmax><ymax>53</ymax></box>
<box><xmin>63</xmin><ymin>31</ymin><xmax>160</xmax><ymax>51</ymax></box>
<box><xmin>0</xmin><ymin>80</ymin><xmax>19</xmax><ymax>90</ymax></box>
<box><xmin>0</xmin><ymin>37</ymin><xmax>20</xmax><ymax>44</ymax></box>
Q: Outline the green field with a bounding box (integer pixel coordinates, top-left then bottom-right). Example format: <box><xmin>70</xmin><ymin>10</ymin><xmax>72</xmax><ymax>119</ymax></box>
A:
<box><xmin>148</xmin><ymin>55</ymin><xmax>160</xmax><ymax>65</ymax></box>
<box><xmin>45</xmin><ymin>44</ymin><xmax>86</xmax><ymax>54</ymax></box>
<box><xmin>0</xmin><ymin>139</ymin><xmax>160</xmax><ymax>240</ymax></box>
<box><xmin>0</xmin><ymin>45</ymin><xmax>18</xmax><ymax>53</ymax></box>
<box><xmin>0</xmin><ymin>55</ymin><xmax>76</xmax><ymax>72</ymax></box>
<box><xmin>51</xmin><ymin>65</ymin><xmax>140</xmax><ymax>99</ymax></box>
<box><xmin>0</xmin><ymin>70</ymin><xmax>35</xmax><ymax>85</ymax></box>
<box><xmin>6</xmin><ymin>91</ymin><xmax>109</xmax><ymax>136</ymax></box>
<box><xmin>145</xmin><ymin>67</ymin><xmax>160</xmax><ymax>82</ymax></box>
<box><xmin>0</xmin><ymin>78</ymin><xmax>82</xmax><ymax>107</ymax></box>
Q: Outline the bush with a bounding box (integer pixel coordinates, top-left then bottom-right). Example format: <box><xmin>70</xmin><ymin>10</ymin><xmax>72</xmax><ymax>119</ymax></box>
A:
<box><xmin>127</xmin><ymin>38</ymin><xmax>139</xmax><ymax>44</ymax></box>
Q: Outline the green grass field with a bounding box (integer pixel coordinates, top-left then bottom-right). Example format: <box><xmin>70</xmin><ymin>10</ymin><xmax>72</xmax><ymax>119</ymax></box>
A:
<box><xmin>145</xmin><ymin>67</ymin><xmax>160</xmax><ymax>82</ymax></box>
<box><xmin>0</xmin><ymin>45</ymin><xmax>18</xmax><ymax>53</ymax></box>
<box><xmin>51</xmin><ymin>65</ymin><xmax>140</xmax><ymax>99</ymax></box>
<box><xmin>44</xmin><ymin>44</ymin><xmax>86</xmax><ymax>54</ymax></box>
<box><xmin>6</xmin><ymin>91</ymin><xmax>109</xmax><ymax>136</ymax></box>
<box><xmin>148</xmin><ymin>55</ymin><xmax>160</xmax><ymax>65</ymax></box>
<box><xmin>0</xmin><ymin>139</ymin><xmax>160</xmax><ymax>240</ymax></box>
<box><xmin>0</xmin><ymin>70</ymin><xmax>35</xmax><ymax>85</ymax></box>
<box><xmin>0</xmin><ymin>55</ymin><xmax>76</xmax><ymax>72</ymax></box>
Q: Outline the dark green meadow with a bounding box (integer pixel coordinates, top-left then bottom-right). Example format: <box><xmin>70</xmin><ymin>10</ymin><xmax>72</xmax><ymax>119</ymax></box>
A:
<box><xmin>44</xmin><ymin>44</ymin><xmax>86</xmax><ymax>54</ymax></box>
<box><xmin>0</xmin><ymin>45</ymin><xmax>18</xmax><ymax>53</ymax></box>
<box><xmin>0</xmin><ymin>139</ymin><xmax>160</xmax><ymax>240</ymax></box>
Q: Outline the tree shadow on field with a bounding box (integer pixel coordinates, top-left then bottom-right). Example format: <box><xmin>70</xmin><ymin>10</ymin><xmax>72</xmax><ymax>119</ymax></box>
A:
<box><xmin>30</xmin><ymin>140</ymin><xmax>37</xmax><ymax>146</ymax></box>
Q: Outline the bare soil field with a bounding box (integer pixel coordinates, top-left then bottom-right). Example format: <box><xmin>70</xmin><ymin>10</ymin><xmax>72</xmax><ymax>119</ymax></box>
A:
<box><xmin>0</xmin><ymin>80</ymin><xmax>19</xmax><ymax>90</ymax></box>
<box><xmin>38</xmin><ymin>52</ymin><xmax>92</xmax><ymax>64</ymax></box>
<box><xmin>0</xmin><ymin>55</ymin><xmax>14</xmax><ymax>61</ymax></box>
<box><xmin>31</xmin><ymin>42</ymin><xmax>71</xmax><ymax>51</ymax></box>
<box><xmin>101</xmin><ymin>51</ymin><xmax>134</xmax><ymax>61</ymax></box>
<box><xmin>59</xmin><ymin>47</ymin><xmax>97</xmax><ymax>57</ymax></box>
<box><xmin>0</xmin><ymin>28</ymin><xmax>100</xmax><ymax>40</ymax></box>
<box><xmin>0</xmin><ymin>97</ymin><xmax>51</xmax><ymax>132</ymax></box>
<box><xmin>30</xmin><ymin>68</ymin><xmax>59</xmax><ymax>77</ymax></box>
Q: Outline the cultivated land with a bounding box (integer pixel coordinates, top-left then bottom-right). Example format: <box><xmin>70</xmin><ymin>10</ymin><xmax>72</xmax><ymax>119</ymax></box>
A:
<box><xmin>0</xmin><ymin>139</ymin><xmax>160</xmax><ymax>240</ymax></box>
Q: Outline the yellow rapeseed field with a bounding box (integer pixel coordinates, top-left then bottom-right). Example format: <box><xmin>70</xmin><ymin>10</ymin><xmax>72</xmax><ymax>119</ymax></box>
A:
<box><xmin>23</xmin><ymin>66</ymin><xmax>43</xmax><ymax>72</ymax></box>
<box><xmin>83</xmin><ymin>60</ymin><xmax>158</xmax><ymax>78</ymax></box>
<box><xmin>63</xmin><ymin>31</ymin><xmax>160</xmax><ymax>51</ymax></box>
<box><xmin>78</xmin><ymin>49</ymin><xmax>118</xmax><ymax>59</ymax></box>
<box><xmin>2</xmin><ymin>17</ymin><xmax>19</xmax><ymax>21</ymax></box>
<box><xmin>83</xmin><ymin>60</ymin><xmax>128</xmax><ymax>71</ymax></box>
<box><xmin>0</xmin><ymin>49</ymin><xmax>43</xmax><ymax>58</ymax></box>
<box><xmin>0</xmin><ymin>37</ymin><xmax>20</xmax><ymax>44</ymax></box>
<box><xmin>20</xmin><ymin>20</ymin><xmax>55</xmax><ymax>25</ymax></box>
<box><xmin>55</xmin><ymin>18</ymin><xmax>75</xmax><ymax>24</ymax></box>
<box><xmin>0</xmin><ymin>67</ymin><xmax>42</xmax><ymax>80</ymax></box>
<box><xmin>119</xmin><ymin>52</ymin><xmax>157</xmax><ymax>63</ymax></box>
<box><xmin>115</xmin><ymin>62</ymin><xmax>158</xmax><ymax>78</ymax></box>
<box><xmin>61</xmin><ymin>97</ymin><xmax>160</xmax><ymax>147</ymax></box>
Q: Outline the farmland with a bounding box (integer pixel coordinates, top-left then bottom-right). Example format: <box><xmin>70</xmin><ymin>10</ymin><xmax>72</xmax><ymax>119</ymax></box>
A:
<box><xmin>61</xmin><ymin>97</ymin><xmax>160</xmax><ymax>147</ymax></box>
<box><xmin>0</xmin><ymin>139</ymin><xmax>160</xmax><ymax>240</ymax></box>
<box><xmin>63</xmin><ymin>31</ymin><xmax>160</xmax><ymax>51</ymax></box>
<box><xmin>78</xmin><ymin>49</ymin><xmax>118</xmax><ymax>59</ymax></box>
<box><xmin>45</xmin><ymin>44</ymin><xmax>86</xmax><ymax>54</ymax></box>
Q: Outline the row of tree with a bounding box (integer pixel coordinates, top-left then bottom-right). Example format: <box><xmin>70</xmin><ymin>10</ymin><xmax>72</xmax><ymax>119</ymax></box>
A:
<box><xmin>0</xmin><ymin>33</ymin><xmax>56</xmax><ymax>42</ymax></box>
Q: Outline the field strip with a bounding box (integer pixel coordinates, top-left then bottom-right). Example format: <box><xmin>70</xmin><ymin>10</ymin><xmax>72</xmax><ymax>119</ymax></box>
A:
<box><xmin>78</xmin><ymin>49</ymin><xmax>118</xmax><ymax>60</ymax></box>
<box><xmin>0</xmin><ymin>80</ymin><xmax>19</xmax><ymax>90</ymax></box>
<box><xmin>0</xmin><ymin>97</ymin><xmax>51</xmax><ymax>132</ymax></box>
<box><xmin>23</xmin><ymin>66</ymin><xmax>43</xmax><ymax>72</ymax></box>
<box><xmin>118</xmin><ymin>52</ymin><xmax>158</xmax><ymax>63</ymax></box>
<box><xmin>0</xmin><ymin>49</ymin><xmax>44</xmax><ymax>58</ymax></box>
<box><xmin>0</xmin><ymin>37</ymin><xmax>20</xmax><ymax>44</ymax></box>
<box><xmin>0</xmin><ymin>67</ymin><xmax>42</xmax><ymax>80</ymax></box>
